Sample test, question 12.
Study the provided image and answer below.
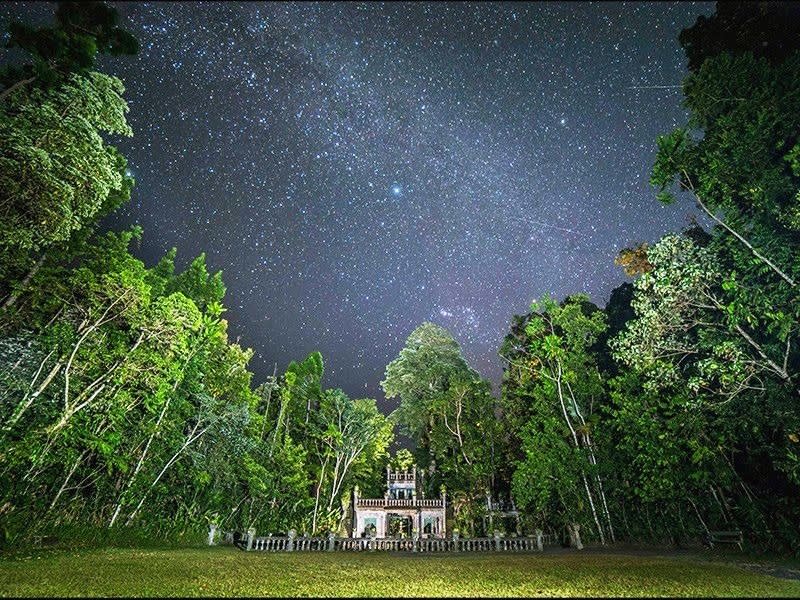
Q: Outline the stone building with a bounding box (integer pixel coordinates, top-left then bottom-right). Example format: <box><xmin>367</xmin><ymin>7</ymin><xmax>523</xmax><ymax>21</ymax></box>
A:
<box><xmin>351</xmin><ymin>466</ymin><xmax>446</xmax><ymax>538</ymax></box>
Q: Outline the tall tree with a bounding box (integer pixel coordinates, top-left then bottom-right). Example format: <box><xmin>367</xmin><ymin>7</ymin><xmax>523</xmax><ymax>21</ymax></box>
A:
<box><xmin>383</xmin><ymin>322</ymin><xmax>500</xmax><ymax>534</ymax></box>
<box><xmin>501</xmin><ymin>294</ymin><xmax>614</xmax><ymax>544</ymax></box>
<box><xmin>0</xmin><ymin>1</ymin><xmax>138</xmax><ymax>312</ymax></box>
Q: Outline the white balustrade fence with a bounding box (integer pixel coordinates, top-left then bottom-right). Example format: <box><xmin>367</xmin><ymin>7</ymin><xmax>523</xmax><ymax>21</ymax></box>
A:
<box><xmin>228</xmin><ymin>529</ymin><xmax>555</xmax><ymax>553</ymax></box>
<box><xmin>355</xmin><ymin>498</ymin><xmax>445</xmax><ymax>508</ymax></box>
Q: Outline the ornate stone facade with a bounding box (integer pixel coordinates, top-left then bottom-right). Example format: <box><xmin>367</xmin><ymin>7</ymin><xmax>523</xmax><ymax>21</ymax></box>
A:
<box><xmin>352</xmin><ymin>466</ymin><xmax>446</xmax><ymax>538</ymax></box>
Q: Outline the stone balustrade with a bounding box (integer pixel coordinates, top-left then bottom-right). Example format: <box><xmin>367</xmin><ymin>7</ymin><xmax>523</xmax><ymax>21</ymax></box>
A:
<box><xmin>387</xmin><ymin>471</ymin><xmax>415</xmax><ymax>482</ymax></box>
<box><xmin>355</xmin><ymin>497</ymin><xmax>444</xmax><ymax>508</ymax></box>
<box><xmin>232</xmin><ymin>528</ymin><xmax>553</xmax><ymax>553</ymax></box>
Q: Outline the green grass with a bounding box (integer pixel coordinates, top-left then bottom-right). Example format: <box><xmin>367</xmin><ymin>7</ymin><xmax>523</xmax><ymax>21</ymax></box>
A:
<box><xmin>1</xmin><ymin>547</ymin><xmax>799</xmax><ymax>597</ymax></box>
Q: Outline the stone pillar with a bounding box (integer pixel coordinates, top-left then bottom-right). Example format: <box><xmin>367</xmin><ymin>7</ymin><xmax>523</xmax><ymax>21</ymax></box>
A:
<box><xmin>535</xmin><ymin>529</ymin><xmax>543</xmax><ymax>552</ymax></box>
<box><xmin>441</xmin><ymin>485</ymin><xmax>447</xmax><ymax>539</ymax></box>
<box><xmin>208</xmin><ymin>523</ymin><xmax>218</xmax><ymax>546</ymax></box>
<box><xmin>412</xmin><ymin>529</ymin><xmax>419</xmax><ymax>553</ymax></box>
<box><xmin>568</xmin><ymin>523</ymin><xmax>583</xmax><ymax>550</ymax></box>
<box><xmin>327</xmin><ymin>532</ymin><xmax>335</xmax><ymax>551</ymax></box>
<box><xmin>287</xmin><ymin>528</ymin><xmax>297</xmax><ymax>551</ymax></box>
<box><xmin>369</xmin><ymin>530</ymin><xmax>376</xmax><ymax>552</ymax></box>
<box><xmin>487</xmin><ymin>491</ymin><xmax>494</xmax><ymax>535</ymax></box>
<box><xmin>246</xmin><ymin>527</ymin><xmax>256</xmax><ymax>551</ymax></box>
<box><xmin>452</xmin><ymin>530</ymin><xmax>459</xmax><ymax>552</ymax></box>
<box><xmin>494</xmin><ymin>529</ymin><xmax>501</xmax><ymax>551</ymax></box>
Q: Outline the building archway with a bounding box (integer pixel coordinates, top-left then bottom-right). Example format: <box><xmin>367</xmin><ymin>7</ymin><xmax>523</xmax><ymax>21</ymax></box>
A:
<box><xmin>387</xmin><ymin>513</ymin><xmax>413</xmax><ymax>538</ymax></box>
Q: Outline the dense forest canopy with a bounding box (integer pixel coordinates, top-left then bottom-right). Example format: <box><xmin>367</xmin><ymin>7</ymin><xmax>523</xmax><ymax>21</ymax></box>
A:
<box><xmin>0</xmin><ymin>1</ymin><xmax>798</xmax><ymax>554</ymax></box>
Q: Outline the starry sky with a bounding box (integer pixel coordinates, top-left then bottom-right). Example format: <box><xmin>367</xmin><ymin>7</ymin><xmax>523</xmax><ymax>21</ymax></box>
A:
<box><xmin>3</xmin><ymin>1</ymin><xmax>713</xmax><ymax>409</ymax></box>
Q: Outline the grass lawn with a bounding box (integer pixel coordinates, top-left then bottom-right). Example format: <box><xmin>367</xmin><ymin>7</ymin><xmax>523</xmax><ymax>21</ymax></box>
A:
<box><xmin>1</xmin><ymin>546</ymin><xmax>799</xmax><ymax>597</ymax></box>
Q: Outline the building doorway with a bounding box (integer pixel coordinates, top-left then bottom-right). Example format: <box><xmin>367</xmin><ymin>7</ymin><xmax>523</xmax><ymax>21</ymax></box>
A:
<box><xmin>387</xmin><ymin>514</ymin><xmax>413</xmax><ymax>538</ymax></box>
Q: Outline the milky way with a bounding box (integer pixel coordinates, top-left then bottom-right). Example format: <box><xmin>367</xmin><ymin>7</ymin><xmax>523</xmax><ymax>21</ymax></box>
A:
<box><xmin>2</xmin><ymin>1</ymin><xmax>713</xmax><ymax>409</ymax></box>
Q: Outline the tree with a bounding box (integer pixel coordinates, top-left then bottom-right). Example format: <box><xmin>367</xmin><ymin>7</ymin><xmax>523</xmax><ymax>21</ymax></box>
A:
<box><xmin>610</xmin><ymin>231</ymin><xmax>800</xmax><ymax>548</ymax></box>
<box><xmin>310</xmin><ymin>389</ymin><xmax>392</xmax><ymax>533</ymax></box>
<box><xmin>616</xmin><ymin>2</ymin><xmax>800</xmax><ymax>549</ymax></box>
<box><xmin>1</xmin><ymin>1</ymin><xmax>139</xmax><ymax>101</ymax></box>
<box><xmin>0</xmin><ymin>2</ymin><xmax>137</xmax><ymax>313</ymax></box>
<box><xmin>390</xmin><ymin>449</ymin><xmax>415</xmax><ymax>471</ymax></box>
<box><xmin>679</xmin><ymin>1</ymin><xmax>800</xmax><ymax>73</ymax></box>
<box><xmin>0</xmin><ymin>71</ymin><xmax>133</xmax><ymax>256</ymax></box>
<box><xmin>501</xmin><ymin>294</ymin><xmax>614</xmax><ymax>544</ymax></box>
<box><xmin>382</xmin><ymin>322</ymin><xmax>500</xmax><ymax>533</ymax></box>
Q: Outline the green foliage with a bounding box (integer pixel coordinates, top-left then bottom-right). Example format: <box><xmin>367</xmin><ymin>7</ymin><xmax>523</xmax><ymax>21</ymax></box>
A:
<box><xmin>382</xmin><ymin>322</ymin><xmax>499</xmax><ymax>530</ymax></box>
<box><xmin>3</xmin><ymin>0</ymin><xmax>800</xmax><ymax>559</ymax></box>
<box><xmin>501</xmin><ymin>294</ymin><xmax>613</xmax><ymax>541</ymax></box>
<box><xmin>604</xmin><ymin>1</ymin><xmax>800</xmax><ymax>551</ymax></box>
<box><xmin>0</xmin><ymin>71</ymin><xmax>133</xmax><ymax>254</ymax></box>
<box><xmin>390</xmin><ymin>448</ymin><xmax>415</xmax><ymax>471</ymax></box>
<box><xmin>0</xmin><ymin>1</ymin><xmax>139</xmax><ymax>95</ymax></box>
<box><xmin>0</xmin><ymin>0</ymin><xmax>378</xmax><ymax>550</ymax></box>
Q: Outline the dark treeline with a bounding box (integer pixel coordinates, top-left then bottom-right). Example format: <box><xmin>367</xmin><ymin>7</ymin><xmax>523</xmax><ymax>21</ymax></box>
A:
<box><xmin>1</xmin><ymin>2</ymin><xmax>798</xmax><ymax>554</ymax></box>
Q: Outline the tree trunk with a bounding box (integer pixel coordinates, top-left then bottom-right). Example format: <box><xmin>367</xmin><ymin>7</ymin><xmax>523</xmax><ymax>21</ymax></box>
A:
<box><xmin>682</xmin><ymin>172</ymin><xmax>796</xmax><ymax>287</ymax></box>
<box><xmin>688</xmin><ymin>497</ymin><xmax>711</xmax><ymax>538</ymax></box>
<box><xmin>47</xmin><ymin>450</ymin><xmax>87</xmax><ymax>513</ymax></box>
<box><xmin>2</xmin><ymin>351</ymin><xmax>59</xmax><ymax>434</ymax></box>
<box><xmin>108</xmin><ymin>396</ymin><xmax>172</xmax><ymax>528</ymax></box>
<box><xmin>124</xmin><ymin>422</ymin><xmax>208</xmax><ymax>526</ymax></box>
<box><xmin>0</xmin><ymin>76</ymin><xmax>36</xmax><ymax>102</ymax></box>
<box><xmin>566</xmin><ymin>382</ymin><xmax>615</xmax><ymax>543</ymax></box>
<box><xmin>312</xmin><ymin>458</ymin><xmax>328</xmax><ymax>534</ymax></box>
<box><xmin>568</xmin><ymin>523</ymin><xmax>584</xmax><ymax>549</ymax></box>
<box><xmin>2</xmin><ymin>254</ymin><xmax>45</xmax><ymax>311</ymax></box>
<box><xmin>555</xmin><ymin>363</ymin><xmax>605</xmax><ymax>545</ymax></box>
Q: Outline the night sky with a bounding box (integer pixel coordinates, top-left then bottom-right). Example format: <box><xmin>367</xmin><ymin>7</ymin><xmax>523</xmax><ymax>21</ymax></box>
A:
<box><xmin>3</xmin><ymin>1</ymin><xmax>713</xmax><ymax>409</ymax></box>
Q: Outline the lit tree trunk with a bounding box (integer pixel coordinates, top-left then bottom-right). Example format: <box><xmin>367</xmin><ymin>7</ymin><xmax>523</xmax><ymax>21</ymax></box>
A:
<box><xmin>688</xmin><ymin>497</ymin><xmax>711</xmax><ymax>538</ymax></box>
<box><xmin>1</xmin><ymin>254</ymin><xmax>45</xmax><ymax>310</ymax></box>
<box><xmin>108</xmin><ymin>396</ymin><xmax>172</xmax><ymax>528</ymax></box>
<box><xmin>124</xmin><ymin>421</ymin><xmax>208</xmax><ymax>526</ymax></box>
<box><xmin>269</xmin><ymin>391</ymin><xmax>289</xmax><ymax>458</ymax></box>
<box><xmin>312</xmin><ymin>457</ymin><xmax>328</xmax><ymax>534</ymax></box>
<box><xmin>1</xmin><ymin>351</ymin><xmax>59</xmax><ymax>435</ymax></box>
<box><xmin>555</xmin><ymin>362</ymin><xmax>605</xmax><ymax>545</ymax></box>
<box><xmin>565</xmin><ymin>381</ymin><xmax>615</xmax><ymax>543</ymax></box>
<box><xmin>681</xmin><ymin>172</ymin><xmax>796</xmax><ymax>287</ymax></box>
<box><xmin>442</xmin><ymin>388</ymin><xmax>472</xmax><ymax>466</ymax></box>
<box><xmin>0</xmin><ymin>76</ymin><xmax>36</xmax><ymax>102</ymax></box>
<box><xmin>47</xmin><ymin>450</ymin><xmax>88</xmax><ymax>513</ymax></box>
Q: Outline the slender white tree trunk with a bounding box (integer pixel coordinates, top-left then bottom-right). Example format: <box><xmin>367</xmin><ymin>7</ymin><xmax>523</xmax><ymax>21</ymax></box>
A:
<box><xmin>47</xmin><ymin>450</ymin><xmax>87</xmax><ymax>512</ymax></box>
<box><xmin>2</xmin><ymin>351</ymin><xmax>58</xmax><ymax>434</ymax></box>
<box><xmin>566</xmin><ymin>382</ymin><xmax>615</xmax><ymax>543</ymax></box>
<box><xmin>1</xmin><ymin>253</ymin><xmax>45</xmax><ymax>310</ymax></box>
<box><xmin>312</xmin><ymin>458</ymin><xmax>328</xmax><ymax>534</ymax></box>
<box><xmin>124</xmin><ymin>422</ymin><xmax>208</xmax><ymax>526</ymax></box>
<box><xmin>555</xmin><ymin>363</ymin><xmax>605</xmax><ymax>545</ymax></box>
<box><xmin>108</xmin><ymin>396</ymin><xmax>172</xmax><ymax>528</ymax></box>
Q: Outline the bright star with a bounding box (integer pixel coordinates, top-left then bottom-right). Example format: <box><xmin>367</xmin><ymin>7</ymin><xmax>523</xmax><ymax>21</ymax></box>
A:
<box><xmin>391</xmin><ymin>184</ymin><xmax>402</xmax><ymax>196</ymax></box>
<box><xmin>559</xmin><ymin>118</ymin><xmax>566</xmax><ymax>125</ymax></box>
